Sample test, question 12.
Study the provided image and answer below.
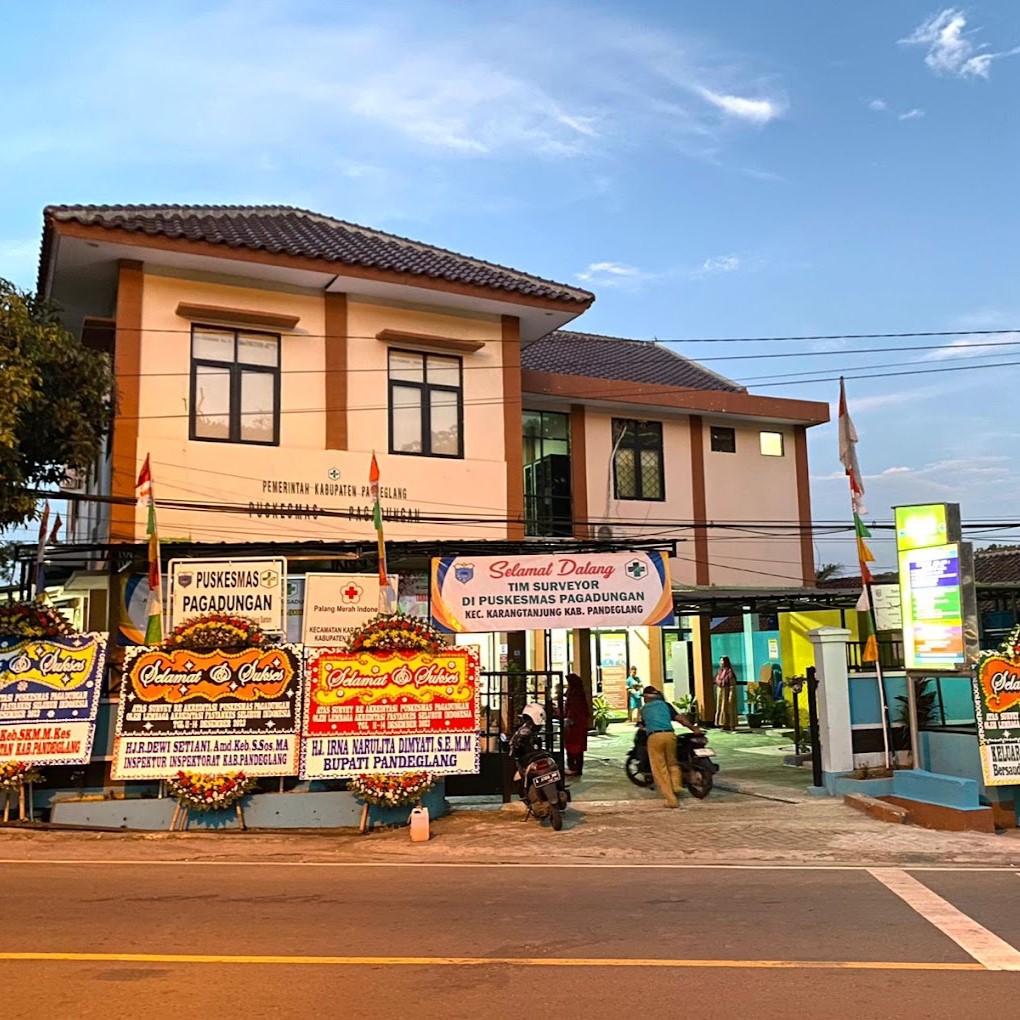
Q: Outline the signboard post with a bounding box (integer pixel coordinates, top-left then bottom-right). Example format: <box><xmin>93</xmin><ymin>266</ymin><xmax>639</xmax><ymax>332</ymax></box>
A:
<box><xmin>113</xmin><ymin>644</ymin><xmax>302</xmax><ymax>779</ymax></box>
<box><xmin>0</xmin><ymin>634</ymin><xmax>108</xmax><ymax>764</ymax></box>
<box><xmin>167</xmin><ymin>558</ymin><xmax>287</xmax><ymax>633</ymax></box>
<box><xmin>301</xmin><ymin>646</ymin><xmax>480</xmax><ymax>778</ymax></box>
<box><xmin>301</xmin><ymin>573</ymin><xmax>399</xmax><ymax>647</ymax></box>
<box><xmin>894</xmin><ymin>502</ymin><xmax>978</xmax><ymax>769</ymax></box>
<box><xmin>430</xmin><ymin>551</ymin><xmax>675</xmax><ymax>633</ymax></box>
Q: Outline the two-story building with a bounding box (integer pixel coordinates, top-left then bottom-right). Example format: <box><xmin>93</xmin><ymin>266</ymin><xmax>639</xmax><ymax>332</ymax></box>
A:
<box><xmin>36</xmin><ymin>203</ymin><xmax>828</xmax><ymax>714</ymax></box>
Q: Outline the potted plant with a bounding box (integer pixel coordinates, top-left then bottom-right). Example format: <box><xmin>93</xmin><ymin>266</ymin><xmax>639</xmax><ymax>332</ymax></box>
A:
<box><xmin>770</xmin><ymin>698</ymin><xmax>789</xmax><ymax>728</ymax></box>
<box><xmin>591</xmin><ymin>696</ymin><xmax>612</xmax><ymax>736</ymax></box>
<box><xmin>675</xmin><ymin>694</ymin><xmax>699</xmax><ymax>725</ymax></box>
<box><xmin>746</xmin><ymin>683</ymin><xmax>773</xmax><ymax>728</ymax></box>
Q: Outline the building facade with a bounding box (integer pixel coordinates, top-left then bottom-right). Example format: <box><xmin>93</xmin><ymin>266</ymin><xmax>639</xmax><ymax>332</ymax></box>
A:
<box><xmin>38</xmin><ymin>204</ymin><xmax>828</xmax><ymax>712</ymax></box>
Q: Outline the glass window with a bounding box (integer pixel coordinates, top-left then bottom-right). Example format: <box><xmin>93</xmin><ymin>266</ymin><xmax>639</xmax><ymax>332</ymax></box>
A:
<box><xmin>391</xmin><ymin>388</ymin><xmax>423</xmax><ymax>453</ymax></box>
<box><xmin>190</xmin><ymin>326</ymin><xmax>280</xmax><ymax>445</ymax></box>
<box><xmin>193</xmin><ymin>329</ymin><xmax>234</xmax><ymax>361</ymax></box>
<box><xmin>238</xmin><ymin>333</ymin><xmax>279</xmax><ymax>367</ymax></box>
<box><xmin>388</xmin><ymin>349</ymin><xmax>462</xmax><ymax>458</ymax></box>
<box><xmin>239</xmin><ymin>371</ymin><xmax>276</xmax><ymax>443</ymax></box>
<box><xmin>193</xmin><ymin>365</ymin><xmax>231</xmax><ymax>440</ymax></box>
<box><xmin>612</xmin><ymin>418</ymin><xmax>664</xmax><ymax>501</ymax></box>
<box><xmin>710</xmin><ymin>426</ymin><xmax>736</xmax><ymax>453</ymax></box>
<box><xmin>522</xmin><ymin>409</ymin><xmax>572</xmax><ymax>537</ymax></box>
<box><xmin>760</xmin><ymin>431</ymin><xmax>785</xmax><ymax>457</ymax></box>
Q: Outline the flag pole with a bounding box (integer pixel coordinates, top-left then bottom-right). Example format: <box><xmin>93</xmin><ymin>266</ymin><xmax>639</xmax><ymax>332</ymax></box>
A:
<box><xmin>136</xmin><ymin>455</ymin><xmax>164</xmax><ymax>645</ymax></box>
<box><xmin>839</xmin><ymin>378</ymin><xmax>893</xmax><ymax>771</ymax></box>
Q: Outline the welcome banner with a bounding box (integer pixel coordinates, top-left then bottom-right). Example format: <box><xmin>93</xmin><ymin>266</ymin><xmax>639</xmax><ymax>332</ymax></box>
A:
<box><xmin>301</xmin><ymin>647</ymin><xmax>480</xmax><ymax>778</ymax></box>
<box><xmin>430</xmin><ymin>551</ymin><xmax>675</xmax><ymax>633</ymax></box>
<box><xmin>113</xmin><ymin>644</ymin><xmax>302</xmax><ymax>779</ymax></box>
<box><xmin>973</xmin><ymin>628</ymin><xmax>1020</xmax><ymax>786</ymax></box>
<box><xmin>0</xmin><ymin>634</ymin><xmax>107</xmax><ymax>765</ymax></box>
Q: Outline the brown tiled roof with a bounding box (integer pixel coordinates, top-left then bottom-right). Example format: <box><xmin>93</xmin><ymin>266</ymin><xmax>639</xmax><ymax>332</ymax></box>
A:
<box><xmin>42</xmin><ymin>204</ymin><xmax>593</xmax><ymax>304</ymax></box>
<box><xmin>975</xmin><ymin>546</ymin><xmax>1020</xmax><ymax>584</ymax></box>
<box><xmin>523</xmin><ymin>330</ymin><xmax>744</xmax><ymax>392</ymax></box>
<box><xmin>819</xmin><ymin>547</ymin><xmax>1020</xmax><ymax>589</ymax></box>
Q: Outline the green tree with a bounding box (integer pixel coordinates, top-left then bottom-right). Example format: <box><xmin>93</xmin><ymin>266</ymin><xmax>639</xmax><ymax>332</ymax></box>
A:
<box><xmin>0</xmin><ymin>278</ymin><xmax>113</xmax><ymax>531</ymax></box>
<box><xmin>815</xmin><ymin>562</ymin><xmax>842</xmax><ymax>583</ymax></box>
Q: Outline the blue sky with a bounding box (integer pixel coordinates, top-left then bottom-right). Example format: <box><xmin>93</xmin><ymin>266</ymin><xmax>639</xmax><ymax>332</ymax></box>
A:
<box><xmin>3</xmin><ymin>2</ymin><xmax>1020</xmax><ymax>573</ymax></box>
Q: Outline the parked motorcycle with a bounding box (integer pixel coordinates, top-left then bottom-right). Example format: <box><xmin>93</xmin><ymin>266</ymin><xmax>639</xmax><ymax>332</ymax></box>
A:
<box><xmin>502</xmin><ymin>704</ymin><xmax>571</xmax><ymax>830</ymax></box>
<box><xmin>624</xmin><ymin>724</ymin><xmax>719</xmax><ymax>798</ymax></box>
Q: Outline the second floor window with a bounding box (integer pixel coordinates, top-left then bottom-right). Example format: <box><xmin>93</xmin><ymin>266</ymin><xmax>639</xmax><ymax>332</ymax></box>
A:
<box><xmin>612</xmin><ymin>418</ymin><xmax>664</xmax><ymax>500</ymax></box>
<box><xmin>191</xmin><ymin>327</ymin><xmax>280</xmax><ymax>445</ymax></box>
<box><xmin>388</xmin><ymin>349</ymin><xmax>463</xmax><ymax>458</ymax></box>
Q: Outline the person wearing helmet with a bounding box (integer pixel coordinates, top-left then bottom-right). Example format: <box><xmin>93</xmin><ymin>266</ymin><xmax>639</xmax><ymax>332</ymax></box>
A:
<box><xmin>521</xmin><ymin>703</ymin><xmax>546</xmax><ymax>728</ymax></box>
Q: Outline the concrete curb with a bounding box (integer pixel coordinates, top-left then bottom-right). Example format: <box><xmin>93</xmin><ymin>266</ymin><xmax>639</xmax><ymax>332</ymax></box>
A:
<box><xmin>844</xmin><ymin>793</ymin><xmax>910</xmax><ymax>825</ymax></box>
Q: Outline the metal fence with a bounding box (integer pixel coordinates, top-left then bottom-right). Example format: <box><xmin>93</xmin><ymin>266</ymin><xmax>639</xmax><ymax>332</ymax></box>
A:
<box><xmin>444</xmin><ymin>669</ymin><xmax>564</xmax><ymax>800</ymax></box>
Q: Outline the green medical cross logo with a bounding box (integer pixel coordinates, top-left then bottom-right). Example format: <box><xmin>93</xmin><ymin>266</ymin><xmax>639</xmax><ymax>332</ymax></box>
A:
<box><xmin>328</xmin><ymin>468</ymin><xmax>341</xmax><ymax>480</ymax></box>
<box><xmin>625</xmin><ymin>559</ymin><xmax>647</xmax><ymax>579</ymax></box>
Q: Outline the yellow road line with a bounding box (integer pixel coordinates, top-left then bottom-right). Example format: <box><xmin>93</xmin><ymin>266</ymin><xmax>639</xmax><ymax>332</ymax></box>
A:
<box><xmin>0</xmin><ymin>953</ymin><xmax>984</xmax><ymax>971</ymax></box>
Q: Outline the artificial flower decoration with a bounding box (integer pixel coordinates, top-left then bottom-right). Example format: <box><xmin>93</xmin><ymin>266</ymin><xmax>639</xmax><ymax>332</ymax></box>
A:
<box><xmin>163</xmin><ymin>614</ymin><xmax>267</xmax><ymax>652</ymax></box>
<box><xmin>0</xmin><ymin>762</ymin><xmax>45</xmax><ymax>792</ymax></box>
<box><xmin>166</xmin><ymin>770</ymin><xmax>257</xmax><ymax>811</ymax></box>
<box><xmin>0</xmin><ymin>601</ymin><xmax>74</xmax><ymax>641</ymax></box>
<box><xmin>347</xmin><ymin>614</ymin><xmax>449</xmax><ymax>654</ymax></box>
<box><xmin>347</xmin><ymin>771</ymin><xmax>435</xmax><ymax>808</ymax></box>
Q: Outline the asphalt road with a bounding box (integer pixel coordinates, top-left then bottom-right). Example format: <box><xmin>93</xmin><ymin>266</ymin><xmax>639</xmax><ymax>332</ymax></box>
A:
<box><xmin>2</xmin><ymin>861</ymin><xmax>1018</xmax><ymax>1019</ymax></box>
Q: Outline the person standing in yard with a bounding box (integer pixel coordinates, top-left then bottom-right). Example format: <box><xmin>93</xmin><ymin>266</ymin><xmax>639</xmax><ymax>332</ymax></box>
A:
<box><xmin>626</xmin><ymin>666</ymin><xmax>643</xmax><ymax>722</ymax></box>
<box><xmin>640</xmin><ymin>686</ymin><xmax>701</xmax><ymax>808</ymax></box>
<box><xmin>714</xmin><ymin>655</ymin><xmax>738</xmax><ymax>731</ymax></box>
<box><xmin>563</xmin><ymin>673</ymin><xmax>591</xmax><ymax>776</ymax></box>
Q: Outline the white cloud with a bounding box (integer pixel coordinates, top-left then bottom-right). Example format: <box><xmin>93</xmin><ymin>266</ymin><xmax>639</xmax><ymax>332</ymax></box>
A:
<box><xmin>2</xmin><ymin>4</ymin><xmax>787</xmax><ymax>186</ymax></box>
<box><xmin>924</xmin><ymin>333</ymin><xmax>1020</xmax><ymax>360</ymax></box>
<box><xmin>880</xmin><ymin>466</ymin><xmax>911</xmax><ymax>475</ymax></box>
<box><xmin>697</xmin><ymin>88</ymin><xmax>782</xmax><ymax>125</ymax></box>
<box><xmin>868</xmin><ymin>98</ymin><xmax>888</xmax><ymax>111</ymax></box>
<box><xmin>699</xmin><ymin>254</ymin><xmax>742</xmax><ymax>274</ymax></box>
<box><xmin>901</xmin><ymin>8</ymin><xmax>1018</xmax><ymax>79</ymax></box>
<box><xmin>575</xmin><ymin>261</ymin><xmax>653</xmax><ymax>287</ymax></box>
<box><xmin>898</xmin><ymin>107</ymin><xmax>925</xmax><ymax>120</ymax></box>
<box><xmin>741</xmin><ymin>167</ymin><xmax>785</xmax><ymax>183</ymax></box>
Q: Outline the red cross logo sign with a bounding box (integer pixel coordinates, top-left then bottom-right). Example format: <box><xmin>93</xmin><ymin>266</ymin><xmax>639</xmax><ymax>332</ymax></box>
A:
<box><xmin>341</xmin><ymin>582</ymin><xmax>363</xmax><ymax>605</ymax></box>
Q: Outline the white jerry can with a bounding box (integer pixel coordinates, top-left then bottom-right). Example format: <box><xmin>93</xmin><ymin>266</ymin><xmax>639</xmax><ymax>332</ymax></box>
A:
<box><xmin>409</xmin><ymin>806</ymin><xmax>430</xmax><ymax>842</ymax></box>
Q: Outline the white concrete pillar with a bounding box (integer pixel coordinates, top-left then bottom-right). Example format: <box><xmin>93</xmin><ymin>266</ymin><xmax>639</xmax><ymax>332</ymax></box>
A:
<box><xmin>807</xmin><ymin>627</ymin><xmax>853</xmax><ymax>782</ymax></box>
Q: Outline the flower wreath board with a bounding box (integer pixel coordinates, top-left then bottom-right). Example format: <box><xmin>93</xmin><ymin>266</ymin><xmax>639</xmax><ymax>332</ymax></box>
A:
<box><xmin>300</xmin><ymin>615</ymin><xmax>481</xmax><ymax>780</ymax></box>
<box><xmin>112</xmin><ymin>614</ymin><xmax>303</xmax><ymax>780</ymax></box>
<box><xmin>0</xmin><ymin>601</ymin><xmax>108</xmax><ymax>766</ymax></box>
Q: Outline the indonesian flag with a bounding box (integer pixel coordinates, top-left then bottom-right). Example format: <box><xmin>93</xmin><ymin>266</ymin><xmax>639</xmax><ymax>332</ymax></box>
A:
<box><xmin>838</xmin><ymin>377</ymin><xmax>866</xmax><ymax>515</ymax></box>
<box><xmin>369</xmin><ymin>453</ymin><xmax>395</xmax><ymax>614</ymax></box>
<box><xmin>135</xmin><ymin>455</ymin><xmax>163</xmax><ymax>644</ymax></box>
<box><xmin>854</xmin><ymin>513</ymin><xmax>875</xmax><ymax>584</ymax></box>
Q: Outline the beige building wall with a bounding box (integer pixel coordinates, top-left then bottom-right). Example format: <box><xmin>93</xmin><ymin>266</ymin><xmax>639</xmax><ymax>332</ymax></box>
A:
<box><xmin>581</xmin><ymin>411</ymin><xmax>698</xmax><ymax>584</ymax></box>
<box><xmin>129</xmin><ymin>272</ymin><xmax>509</xmax><ymax>544</ymax></box>
<box><xmin>700</xmin><ymin>418</ymin><xmax>804</xmax><ymax>586</ymax></box>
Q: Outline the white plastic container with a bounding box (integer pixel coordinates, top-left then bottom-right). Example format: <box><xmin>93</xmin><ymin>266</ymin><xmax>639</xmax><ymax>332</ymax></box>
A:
<box><xmin>409</xmin><ymin>806</ymin><xmax>430</xmax><ymax>842</ymax></box>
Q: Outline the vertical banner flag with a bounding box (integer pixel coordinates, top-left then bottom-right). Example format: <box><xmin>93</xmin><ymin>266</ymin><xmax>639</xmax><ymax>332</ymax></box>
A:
<box><xmin>135</xmin><ymin>455</ymin><xmax>163</xmax><ymax>644</ymax></box>
<box><xmin>35</xmin><ymin>500</ymin><xmax>51</xmax><ymax>594</ymax></box>
<box><xmin>838</xmin><ymin>378</ymin><xmax>878</xmax><ymax>663</ymax></box>
<box><xmin>369</xmin><ymin>453</ymin><xmax>394</xmax><ymax>614</ymax></box>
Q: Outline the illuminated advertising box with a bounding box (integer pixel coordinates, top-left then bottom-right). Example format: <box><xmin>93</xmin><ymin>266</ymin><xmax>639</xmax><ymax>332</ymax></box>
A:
<box><xmin>898</xmin><ymin>543</ymin><xmax>966</xmax><ymax>670</ymax></box>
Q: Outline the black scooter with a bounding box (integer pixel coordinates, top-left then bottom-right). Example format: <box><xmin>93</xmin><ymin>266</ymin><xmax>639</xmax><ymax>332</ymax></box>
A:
<box><xmin>502</xmin><ymin>717</ymin><xmax>571</xmax><ymax>831</ymax></box>
<box><xmin>624</xmin><ymin>724</ymin><xmax>719</xmax><ymax>798</ymax></box>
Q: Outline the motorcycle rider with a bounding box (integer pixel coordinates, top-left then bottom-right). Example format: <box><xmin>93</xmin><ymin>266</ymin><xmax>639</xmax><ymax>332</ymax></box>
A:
<box><xmin>639</xmin><ymin>685</ymin><xmax>701</xmax><ymax>809</ymax></box>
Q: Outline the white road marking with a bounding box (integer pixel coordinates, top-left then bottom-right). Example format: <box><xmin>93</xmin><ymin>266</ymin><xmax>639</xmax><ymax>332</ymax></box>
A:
<box><xmin>0</xmin><ymin>859</ymin><xmax>1017</xmax><ymax>872</ymax></box>
<box><xmin>869</xmin><ymin>867</ymin><xmax>1020</xmax><ymax>972</ymax></box>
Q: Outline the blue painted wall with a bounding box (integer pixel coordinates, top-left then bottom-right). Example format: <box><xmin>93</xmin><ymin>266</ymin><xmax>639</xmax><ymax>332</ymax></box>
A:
<box><xmin>710</xmin><ymin>628</ymin><xmax>781</xmax><ymax>715</ymax></box>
